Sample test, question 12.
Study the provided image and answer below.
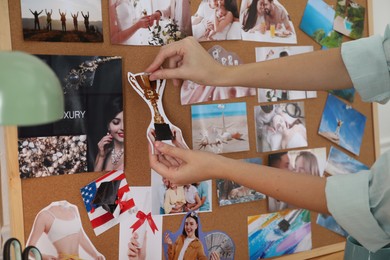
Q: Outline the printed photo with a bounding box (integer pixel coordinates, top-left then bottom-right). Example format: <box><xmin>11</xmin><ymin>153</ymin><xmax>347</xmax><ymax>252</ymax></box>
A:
<box><xmin>192</xmin><ymin>102</ymin><xmax>250</xmax><ymax>154</ymax></box>
<box><xmin>20</xmin><ymin>0</ymin><xmax>103</xmax><ymax>42</ymax></box>
<box><xmin>26</xmin><ymin>200</ymin><xmax>105</xmax><ymax>259</ymax></box>
<box><xmin>18</xmin><ymin>135</ymin><xmax>87</xmax><ymax>178</ymax></box>
<box><xmin>333</xmin><ymin>0</ymin><xmax>365</xmax><ymax>39</ymax></box>
<box><xmin>109</xmin><ymin>0</ymin><xmax>191</xmax><ymax>45</ymax></box>
<box><xmin>318</xmin><ymin>94</ymin><xmax>366</xmax><ymax>155</ymax></box>
<box><xmin>151</xmin><ymin>170</ymin><xmax>212</xmax><ymax>215</ymax></box>
<box><xmin>255</xmin><ymin>46</ymin><xmax>317</xmax><ymax>102</ymax></box>
<box><xmin>18</xmin><ymin>55</ymin><xmax>123</xmax><ymax>175</ymax></box>
<box><xmin>240</xmin><ymin>0</ymin><xmax>297</xmax><ymax>44</ymax></box>
<box><xmin>255</xmin><ymin>102</ymin><xmax>307</xmax><ymax>153</ymax></box>
<box><xmin>248</xmin><ymin>209</ymin><xmax>312</xmax><ymax>259</ymax></box>
<box><xmin>119</xmin><ymin>187</ymin><xmax>163</xmax><ymax>260</ymax></box>
<box><xmin>181</xmin><ymin>45</ymin><xmax>256</xmax><ymax>105</ymax></box>
<box><xmin>192</xmin><ymin>0</ymin><xmax>241</xmax><ymax>41</ymax></box>
<box><xmin>81</xmin><ymin>169</ymin><xmax>135</xmax><ymax>236</ymax></box>
<box><xmin>163</xmin><ymin>212</ymin><xmax>235</xmax><ymax>259</ymax></box>
<box><xmin>128</xmin><ymin>72</ymin><xmax>188</xmax><ymax>155</ymax></box>
<box><xmin>300</xmin><ymin>0</ymin><xmax>342</xmax><ymax>48</ymax></box>
<box><xmin>328</xmin><ymin>88</ymin><xmax>356</xmax><ymax>103</ymax></box>
<box><xmin>217</xmin><ymin>158</ymin><xmax>266</xmax><ymax>206</ymax></box>
<box><xmin>205</xmin><ymin>231</ymin><xmax>236</xmax><ymax>259</ymax></box>
<box><xmin>267</xmin><ymin>148</ymin><xmax>327</xmax><ymax>212</ymax></box>
<box><xmin>324</xmin><ymin>146</ymin><xmax>369</xmax><ymax>176</ymax></box>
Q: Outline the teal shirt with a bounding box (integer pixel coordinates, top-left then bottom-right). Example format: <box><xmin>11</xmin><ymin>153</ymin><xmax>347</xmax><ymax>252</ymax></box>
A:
<box><xmin>197</xmin><ymin>181</ymin><xmax>210</xmax><ymax>211</ymax></box>
<box><xmin>326</xmin><ymin>24</ymin><xmax>390</xmax><ymax>252</ymax></box>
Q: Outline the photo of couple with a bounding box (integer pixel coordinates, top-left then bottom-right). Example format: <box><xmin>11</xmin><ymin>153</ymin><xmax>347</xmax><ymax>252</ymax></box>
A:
<box><xmin>240</xmin><ymin>0</ymin><xmax>297</xmax><ymax>43</ymax></box>
<box><xmin>151</xmin><ymin>171</ymin><xmax>212</xmax><ymax>215</ymax></box>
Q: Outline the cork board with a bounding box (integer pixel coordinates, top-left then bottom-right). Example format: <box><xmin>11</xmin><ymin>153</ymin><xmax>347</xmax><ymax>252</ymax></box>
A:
<box><xmin>6</xmin><ymin>0</ymin><xmax>375</xmax><ymax>259</ymax></box>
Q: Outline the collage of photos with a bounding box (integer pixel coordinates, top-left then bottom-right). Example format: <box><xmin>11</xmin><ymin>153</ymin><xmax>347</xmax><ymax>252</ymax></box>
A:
<box><xmin>15</xmin><ymin>0</ymin><xmax>374</xmax><ymax>259</ymax></box>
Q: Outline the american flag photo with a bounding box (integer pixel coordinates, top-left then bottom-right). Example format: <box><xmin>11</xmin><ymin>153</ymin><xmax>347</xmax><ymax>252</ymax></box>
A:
<box><xmin>81</xmin><ymin>169</ymin><xmax>135</xmax><ymax>235</ymax></box>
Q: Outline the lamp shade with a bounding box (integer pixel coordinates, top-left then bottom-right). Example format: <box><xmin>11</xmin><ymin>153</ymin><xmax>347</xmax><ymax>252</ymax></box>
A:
<box><xmin>0</xmin><ymin>51</ymin><xmax>64</xmax><ymax>126</ymax></box>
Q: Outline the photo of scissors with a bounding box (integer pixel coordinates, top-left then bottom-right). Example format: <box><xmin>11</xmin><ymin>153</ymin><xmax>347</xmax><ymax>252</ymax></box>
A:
<box><xmin>3</xmin><ymin>237</ymin><xmax>42</xmax><ymax>260</ymax></box>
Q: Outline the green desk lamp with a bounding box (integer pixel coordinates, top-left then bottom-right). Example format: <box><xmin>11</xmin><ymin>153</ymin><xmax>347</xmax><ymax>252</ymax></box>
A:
<box><xmin>0</xmin><ymin>51</ymin><xmax>64</xmax><ymax>126</ymax></box>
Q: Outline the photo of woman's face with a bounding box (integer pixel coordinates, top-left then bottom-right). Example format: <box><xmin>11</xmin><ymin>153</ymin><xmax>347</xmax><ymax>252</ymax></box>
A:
<box><xmin>294</xmin><ymin>156</ymin><xmax>308</xmax><ymax>174</ymax></box>
<box><xmin>109</xmin><ymin>111</ymin><xmax>124</xmax><ymax>142</ymax></box>
<box><xmin>185</xmin><ymin>217</ymin><xmax>198</xmax><ymax>237</ymax></box>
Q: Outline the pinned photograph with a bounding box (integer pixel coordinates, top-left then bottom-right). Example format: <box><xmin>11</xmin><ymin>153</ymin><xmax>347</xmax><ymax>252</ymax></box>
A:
<box><xmin>109</xmin><ymin>0</ymin><xmax>191</xmax><ymax>45</ymax></box>
<box><xmin>26</xmin><ymin>200</ymin><xmax>105</xmax><ymax>259</ymax></box>
<box><xmin>192</xmin><ymin>102</ymin><xmax>250</xmax><ymax>154</ymax></box>
<box><xmin>181</xmin><ymin>45</ymin><xmax>256</xmax><ymax>105</ymax></box>
<box><xmin>318</xmin><ymin>94</ymin><xmax>366</xmax><ymax>155</ymax></box>
<box><xmin>192</xmin><ymin>0</ymin><xmax>241</xmax><ymax>41</ymax></box>
<box><xmin>267</xmin><ymin>148</ymin><xmax>326</xmax><ymax>212</ymax></box>
<box><xmin>255</xmin><ymin>46</ymin><xmax>317</xmax><ymax>102</ymax></box>
<box><xmin>20</xmin><ymin>0</ymin><xmax>103</xmax><ymax>42</ymax></box>
<box><xmin>151</xmin><ymin>171</ymin><xmax>212</xmax><ymax>215</ymax></box>
<box><xmin>81</xmin><ymin>169</ymin><xmax>135</xmax><ymax>235</ymax></box>
<box><xmin>328</xmin><ymin>88</ymin><xmax>356</xmax><ymax>103</ymax></box>
<box><xmin>128</xmin><ymin>72</ymin><xmax>188</xmax><ymax>154</ymax></box>
<box><xmin>18</xmin><ymin>55</ymin><xmax>123</xmax><ymax>175</ymax></box>
<box><xmin>333</xmin><ymin>0</ymin><xmax>365</xmax><ymax>39</ymax></box>
<box><xmin>217</xmin><ymin>158</ymin><xmax>266</xmax><ymax>206</ymax></box>
<box><xmin>119</xmin><ymin>187</ymin><xmax>163</xmax><ymax>260</ymax></box>
<box><xmin>254</xmin><ymin>102</ymin><xmax>307</xmax><ymax>153</ymax></box>
<box><xmin>324</xmin><ymin>146</ymin><xmax>369</xmax><ymax>176</ymax></box>
<box><xmin>240</xmin><ymin>0</ymin><xmax>297</xmax><ymax>44</ymax></box>
<box><xmin>128</xmin><ymin>73</ymin><xmax>212</xmax><ymax>216</ymax></box>
<box><xmin>300</xmin><ymin>0</ymin><xmax>342</xmax><ymax>48</ymax></box>
<box><xmin>163</xmin><ymin>212</ymin><xmax>235</xmax><ymax>259</ymax></box>
<box><xmin>18</xmin><ymin>135</ymin><xmax>87</xmax><ymax>178</ymax></box>
<box><xmin>248</xmin><ymin>209</ymin><xmax>312</xmax><ymax>259</ymax></box>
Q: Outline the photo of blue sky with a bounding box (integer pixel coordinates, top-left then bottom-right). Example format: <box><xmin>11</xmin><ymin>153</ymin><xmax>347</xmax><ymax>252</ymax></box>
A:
<box><xmin>325</xmin><ymin>146</ymin><xmax>369</xmax><ymax>175</ymax></box>
<box><xmin>318</xmin><ymin>94</ymin><xmax>366</xmax><ymax>155</ymax></box>
<box><xmin>300</xmin><ymin>0</ymin><xmax>335</xmax><ymax>38</ymax></box>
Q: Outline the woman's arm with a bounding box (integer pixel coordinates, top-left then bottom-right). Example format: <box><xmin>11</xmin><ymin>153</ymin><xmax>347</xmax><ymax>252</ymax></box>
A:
<box><xmin>150</xmin><ymin>141</ymin><xmax>330</xmax><ymax>215</ymax></box>
<box><xmin>188</xmin><ymin>193</ymin><xmax>202</xmax><ymax>211</ymax></box>
<box><xmin>146</xmin><ymin>37</ymin><xmax>352</xmax><ymax>90</ymax></box>
<box><xmin>79</xmin><ymin>231</ymin><xmax>104</xmax><ymax>260</ymax></box>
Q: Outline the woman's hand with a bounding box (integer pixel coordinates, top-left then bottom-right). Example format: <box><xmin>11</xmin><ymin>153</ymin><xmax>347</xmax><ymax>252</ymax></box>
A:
<box><xmin>97</xmin><ymin>133</ymin><xmax>113</xmax><ymax>157</ymax></box>
<box><xmin>164</xmin><ymin>233</ymin><xmax>173</xmax><ymax>245</ymax></box>
<box><xmin>128</xmin><ymin>232</ymin><xmax>147</xmax><ymax>260</ymax></box>
<box><xmin>145</xmin><ymin>37</ymin><xmax>224</xmax><ymax>87</ymax></box>
<box><xmin>149</xmin><ymin>141</ymin><xmax>225</xmax><ymax>185</ymax></box>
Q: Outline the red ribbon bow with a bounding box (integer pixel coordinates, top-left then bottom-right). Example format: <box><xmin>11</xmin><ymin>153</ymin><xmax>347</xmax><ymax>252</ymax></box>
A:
<box><xmin>130</xmin><ymin>211</ymin><xmax>159</xmax><ymax>234</ymax></box>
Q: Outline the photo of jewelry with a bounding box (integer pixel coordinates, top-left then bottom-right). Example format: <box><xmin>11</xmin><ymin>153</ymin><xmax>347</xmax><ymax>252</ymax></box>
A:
<box><xmin>64</xmin><ymin>56</ymin><xmax>121</xmax><ymax>94</ymax></box>
<box><xmin>111</xmin><ymin>147</ymin><xmax>124</xmax><ymax>165</ymax></box>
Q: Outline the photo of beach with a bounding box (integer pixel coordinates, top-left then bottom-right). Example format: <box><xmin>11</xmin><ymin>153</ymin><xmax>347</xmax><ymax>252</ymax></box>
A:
<box><xmin>300</xmin><ymin>0</ymin><xmax>342</xmax><ymax>48</ymax></box>
<box><xmin>325</xmin><ymin>146</ymin><xmax>369</xmax><ymax>176</ymax></box>
<box><xmin>191</xmin><ymin>102</ymin><xmax>249</xmax><ymax>154</ymax></box>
